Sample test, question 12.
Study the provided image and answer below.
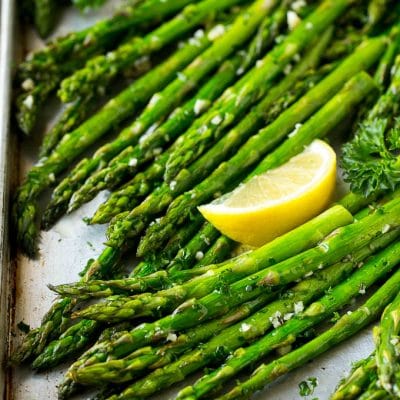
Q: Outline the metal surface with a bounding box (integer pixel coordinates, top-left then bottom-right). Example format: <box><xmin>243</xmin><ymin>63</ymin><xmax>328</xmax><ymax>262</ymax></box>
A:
<box><xmin>0</xmin><ymin>2</ymin><xmax>376</xmax><ymax>399</ymax></box>
<box><xmin>0</xmin><ymin>0</ymin><xmax>16</xmax><ymax>398</ymax></box>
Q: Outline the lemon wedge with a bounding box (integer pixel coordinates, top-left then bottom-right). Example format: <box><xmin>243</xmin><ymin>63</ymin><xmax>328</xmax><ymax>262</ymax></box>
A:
<box><xmin>198</xmin><ymin>139</ymin><xmax>337</xmax><ymax>247</ymax></box>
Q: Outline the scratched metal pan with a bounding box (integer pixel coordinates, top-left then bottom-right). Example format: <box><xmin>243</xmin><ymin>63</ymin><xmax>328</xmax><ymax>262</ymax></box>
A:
<box><xmin>0</xmin><ymin>1</ymin><xmax>376</xmax><ymax>399</ymax></box>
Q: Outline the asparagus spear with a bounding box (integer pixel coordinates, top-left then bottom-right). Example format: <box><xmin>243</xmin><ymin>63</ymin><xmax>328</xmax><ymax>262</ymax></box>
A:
<box><xmin>80</xmin><ymin>231</ymin><xmax>399</xmax><ymax>395</ymax></box>
<box><xmin>42</xmin><ymin>19</ymin><xmax>239</xmax><ymax>229</ymax></box>
<box><xmin>50</xmin><ymin>197</ymin><xmax>368</xmax><ymax>375</ymax></box>
<box><xmin>57</xmin><ymin>322</ymin><xmax>132</xmax><ymax>399</ymax></box>
<box><xmin>138</xmin><ymin>70</ymin><xmax>378</xmax><ymax>255</ymax></box>
<box><xmin>375</xmin><ymin>290</ymin><xmax>400</xmax><ymax>395</ymax></box>
<box><xmin>59</xmin><ymin>0</ymin><xmax>250</xmax><ymax>102</ymax></box>
<box><xmin>66</xmin><ymin>204</ymin><xmax>353</xmax><ymax>370</ymax></box>
<box><xmin>218</xmin><ymin>248</ymin><xmax>400</xmax><ymax>400</ymax></box>
<box><xmin>51</xmin><ymin>236</ymin><xmax>235</xmax><ymax>299</ymax></box>
<box><xmin>89</xmin><ymin>52</ymin><xmax>319</xmax><ymax>225</ymax></box>
<box><xmin>374</xmin><ymin>25</ymin><xmax>400</xmax><ymax>88</ymax></box>
<box><xmin>17</xmin><ymin>0</ymin><xmax>192</xmax><ymax>134</ymax></box>
<box><xmin>14</xmin><ymin>30</ymin><xmax>215</xmax><ymax>256</ymax></box>
<box><xmin>178</xmin><ymin>245</ymin><xmax>400</xmax><ymax>399</ymax></box>
<box><xmin>12</xmin><ymin>297</ymin><xmax>75</xmax><ymax>363</ymax></box>
<box><xmin>20</xmin><ymin>0</ymin><xmax>194</xmax><ymax>77</ymax></box>
<box><xmin>93</xmin><ymin>66</ymin><xmax>378</xmax><ymax>286</ymax></box>
<box><xmin>31</xmin><ymin>319</ymin><xmax>100</xmax><ymax>370</ymax></box>
<box><xmin>91</xmin><ymin>149</ymin><xmax>170</xmax><ymax>225</ymax></box>
<box><xmin>164</xmin><ymin>0</ymin><xmax>354</xmax><ymax>182</ymax></box>
<box><xmin>167</xmin><ymin>222</ymin><xmax>221</xmax><ymax>271</ymax></box>
<box><xmin>72</xmin><ymin>198</ymin><xmax>400</xmax><ymax>324</ymax></box>
<box><xmin>16</xmin><ymin>78</ymin><xmax>58</xmax><ymax>135</ymax></box>
<box><xmin>71</xmin><ymin>292</ymin><xmax>274</xmax><ymax>385</ymax></box>
<box><xmin>367</xmin><ymin>0</ymin><xmax>392</xmax><ymax>32</ymax></box>
<box><xmin>39</xmin><ymin>97</ymin><xmax>98</xmax><ymax>158</ymax></box>
<box><xmin>105</xmin><ymin>29</ymin><xmax>344</xmax><ymax>253</ymax></box>
<box><xmin>30</xmin><ymin>213</ymin><xmax>205</xmax><ymax>370</ymax></box>
<box><xmin>33</xmin><ymin>0</ymin><xmax>57</xmax><ymax>38</ymax></box>
<box><xmin>194</xmin><ymin>234</ymin><xmax>235</xmax><ymax>267</ymax></box>
<box><xmin>68</xmin><ymin>3</ymin><xmax>288</xmax><ymax>211</ymax></box>
<box><xmin>331</xmin><ymin>355</ymin><xmax>377</xmax><ymax>400</ymax></box>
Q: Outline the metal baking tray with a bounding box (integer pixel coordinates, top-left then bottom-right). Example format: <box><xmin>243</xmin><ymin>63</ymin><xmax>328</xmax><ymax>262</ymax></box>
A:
<box><xmin>0</xmin><ymin>1</ymin><xmax>377</xmax><ymax>399</ymax></box>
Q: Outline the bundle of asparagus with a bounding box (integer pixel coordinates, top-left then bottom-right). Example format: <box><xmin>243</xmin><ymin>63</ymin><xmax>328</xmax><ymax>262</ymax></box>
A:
<box><xmin>11</xmin><ymin>0</ymin><xmax>400</xmax><ymax>398</ymax></box>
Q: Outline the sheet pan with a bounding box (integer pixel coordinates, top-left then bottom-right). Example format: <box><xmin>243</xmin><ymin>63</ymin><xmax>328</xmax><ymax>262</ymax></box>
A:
<box><xmin>0</xmin><ymin>2</ymin><xmax>377</xmax><ymax>399</ymax></box>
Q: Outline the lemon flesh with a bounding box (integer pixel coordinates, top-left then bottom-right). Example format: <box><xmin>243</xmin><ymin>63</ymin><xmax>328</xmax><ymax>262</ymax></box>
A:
<box><xmin>199</xmin><ymin>139</ymin><xmax>337</xmax><ymax>247</ymax></box>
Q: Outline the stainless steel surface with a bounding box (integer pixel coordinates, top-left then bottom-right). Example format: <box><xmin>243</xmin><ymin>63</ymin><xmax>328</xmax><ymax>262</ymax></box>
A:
<box><xmin>0</xmin><ymin>0</ymin><xmax>16</xmax><ymax>398</ymax></box>
<box><xmin>0</xmin><ymin>2</ymin><xmax>376</xmax><ymax>399</ymax></box>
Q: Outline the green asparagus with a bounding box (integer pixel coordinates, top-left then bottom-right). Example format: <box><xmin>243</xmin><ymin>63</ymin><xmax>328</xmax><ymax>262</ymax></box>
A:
<box><xmin>164</xmin><ymin>0</ymin><xmax>354</xmax><ymax>182</ymax></box>
<box><xmin>39</xmin><ymin>97</ymin><xmax>98</xmax><ymax>158</ymax></box>
<box><xmin>66</xmin><ymin>204</ymin><xmax>353</xmax><ymax>370</ymax></box>
<box><xmin>86</xmin><ymin>233</ymin><xmax>400</xmax><ymax>395</ymax></box>
<box><xmin>59</xmin><ymin>0</ymin><xmax>249</xmax><ymax>102</ymax></box>
<box><xmin>20</xmin><ymin>0</ymin><xmax>194</xmax><ymax>77</ymax></box>
<box><xmin>138</xmin><ymin>70</ymin><xmax>378</xmax><ymax>255</ymax></box>
<box><xmin>70</xmin><ymin>292</ymin><xmax>272</xmax><ymax>385</ymax></box>
<box><xmin>106</xmin><ymin>29</ymin><xmax>346</xmax><ymax>253</ymax></box>
<box><xmin>68</xmin><ymin>3</ymin><xmax>288</xmax><ymax>211</ymax></box>
<box><xmin>29</xmin><ymin>214</ymin><xmax>206</xmax><ymax>370</ymax></box>
<box><xmin>33</xmin><ymin>0</ymin><xmax>57</xmax><ymax>38</ymax></box>
<box><xmin>14</xmin><ymin>29</ymin><xmax>216</xmax><ymax>256</ymax></box>
<box><xmin>166</xmin><ymin>237</ymin><xmax>400</xmax><ymax>400</ymax></box>
<box><xmin>375</xmin><ymin>290</ymin><xmax>400</xmax><ymax>395</ymax></box>
<box><xmin>73</xmin><ymin>199</ymin><xmax>400</xmax><ymax>324</ymax></box>
<box><xmin>217</xmin><ymin>249</ymin><xmax>400</xmax><ymax>400</ymax></box>
<box><xmin>331</xmin><ymin>355</ymin><xmax>377</xmax><ymax>400</ymax></box>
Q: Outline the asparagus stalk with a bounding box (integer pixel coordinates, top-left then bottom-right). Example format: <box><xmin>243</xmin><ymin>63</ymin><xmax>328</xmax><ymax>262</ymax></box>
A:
<box><xmin>20</xmin><ymin>0</ymin><xmax>193</xmax><ymax>75</ymax></box>
<box><xmin>58</xmin><ymin>295</ymin><xmax>270</xmax><ymax>399</ymax></box>
<box><xmin>31</xmin><ymin>213</ymin><xmax>205</xmax><ymax>370</ymax></box>
<box><xmin>89</xmin><ymin>52</ymin><xmax>319</xmax><ymax>226</ymax></box>
<box><xmin>17</xmin><ymin>0</ymin><xmax>193</xmax><ymax>134</ymax></box>
<box><xmin>194</xmin><ymin>234</ymin><xmax>235</xmax><ymax>267</ymax></box>
<box><xmin>16</xmin><ymin>78</ymin><xmax>58</xmax><ymax>135</ymax></box>
<box><xmin>73</xmin><ymin>198</ymin><xmax>400</xmax><ymax>324</ymax></box>
<box><xmin>31</xmin><ymin>319</ymin><xmax>100</xmax><ymax>370</ymax></box>
<box><xmin>68</xmin><ymin>3</ymin><xmax>288</xmax><ymax>211</ymax></box>
<box><xmin>106</xmin><ymin>29</ymin><xmax>344</xmax><ymax>253</ymax></box>
<box><xmin>163</xmin><ymin>0</ymin><xmax>354</xmax><ymax>182</ymax></box>
<box><xmin>13</xmin><ymin>30</ymin><xmax>215</xmax><ymax>256</ymax></box>
<box><xmin>374</xmin><ymin>24</ymin><xmax>400</xmax><ymax>88</ymax></box>
<box><xmin>70</xmin><ymin>292</ymin><xmax>273</xmax><ymax>385</ymax></box>
<box><xmin>331</xmin><ymin>355</ymin><xmax>377</xmax><ymax>400</ymax></box>
<box><xmin>59</xmin><ymin>0</ymin><xmax>250</xmax><ymax>102</ymax></box>
<box><xmin>33</xmin><ymin>0</ymin><xmax>57</xmax><ymax>38</ymax></box>
<box><xmin>358</xmin><ymin>388</ymin><xmax>393</xmax><ymax>400</ymax></box>
<box><xmin>50</xmin><ymin>197</ymin><xmax>368</xmax><ymax>374</ymax></box>
<box><xmin>167</xmin><ymin>222</ymin><xmax>221</xmax><ymax>271</ymax></box>
<box><xmin>367</xmin><ymin>0</ymin><xmax>392</xmax><ymax>31</ymax></box>
<box><xmin>66</xmin><ymin>204</ymin><xmax>353</xmax><ymax>370</ymax></box>
<box><xmin>57</xmin><ymin>322</ymin><xmax>132</xmax><ymax>399</ymax></box>
<box><xmin>83</xmin><ymin>232</ymin><xmax>400</xmax><ymax>394</ymax></box>
<box><xmin>218</xmin><ymin>248</ymin><xmax>400</xmax><ymax>400</ymax></box>
<box><xmin>39</xmin><ymin>96</ymin><xmax>98</xmax><ymax>158</ymax></box>
<box><xmin>375</xmin><ymin>290</ymin><xmax>400</xmax><ymax>395</ymax></box>
<box><xmin>53</xmin><ymin>240</ymin><xmax>236</xmax><ymax>300</ymax></box>
<box><xmin>41</xmin><ymin>20</ymin><xmax>236</xmax><ymax>229</ymax></box>
<box><xmin>138</xmin><ymin>70</ymin><xmax>378</xmax><ymax>255</ymax></box>
<box><xmin>91</xmin><ymin>150</ymin><xmax>170</xmax><ymax>225</ymax></box>
<box><xmin>12</xmin><ymin>297</ymin><xmax>75</xmax><ymax>363</ymax></box>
